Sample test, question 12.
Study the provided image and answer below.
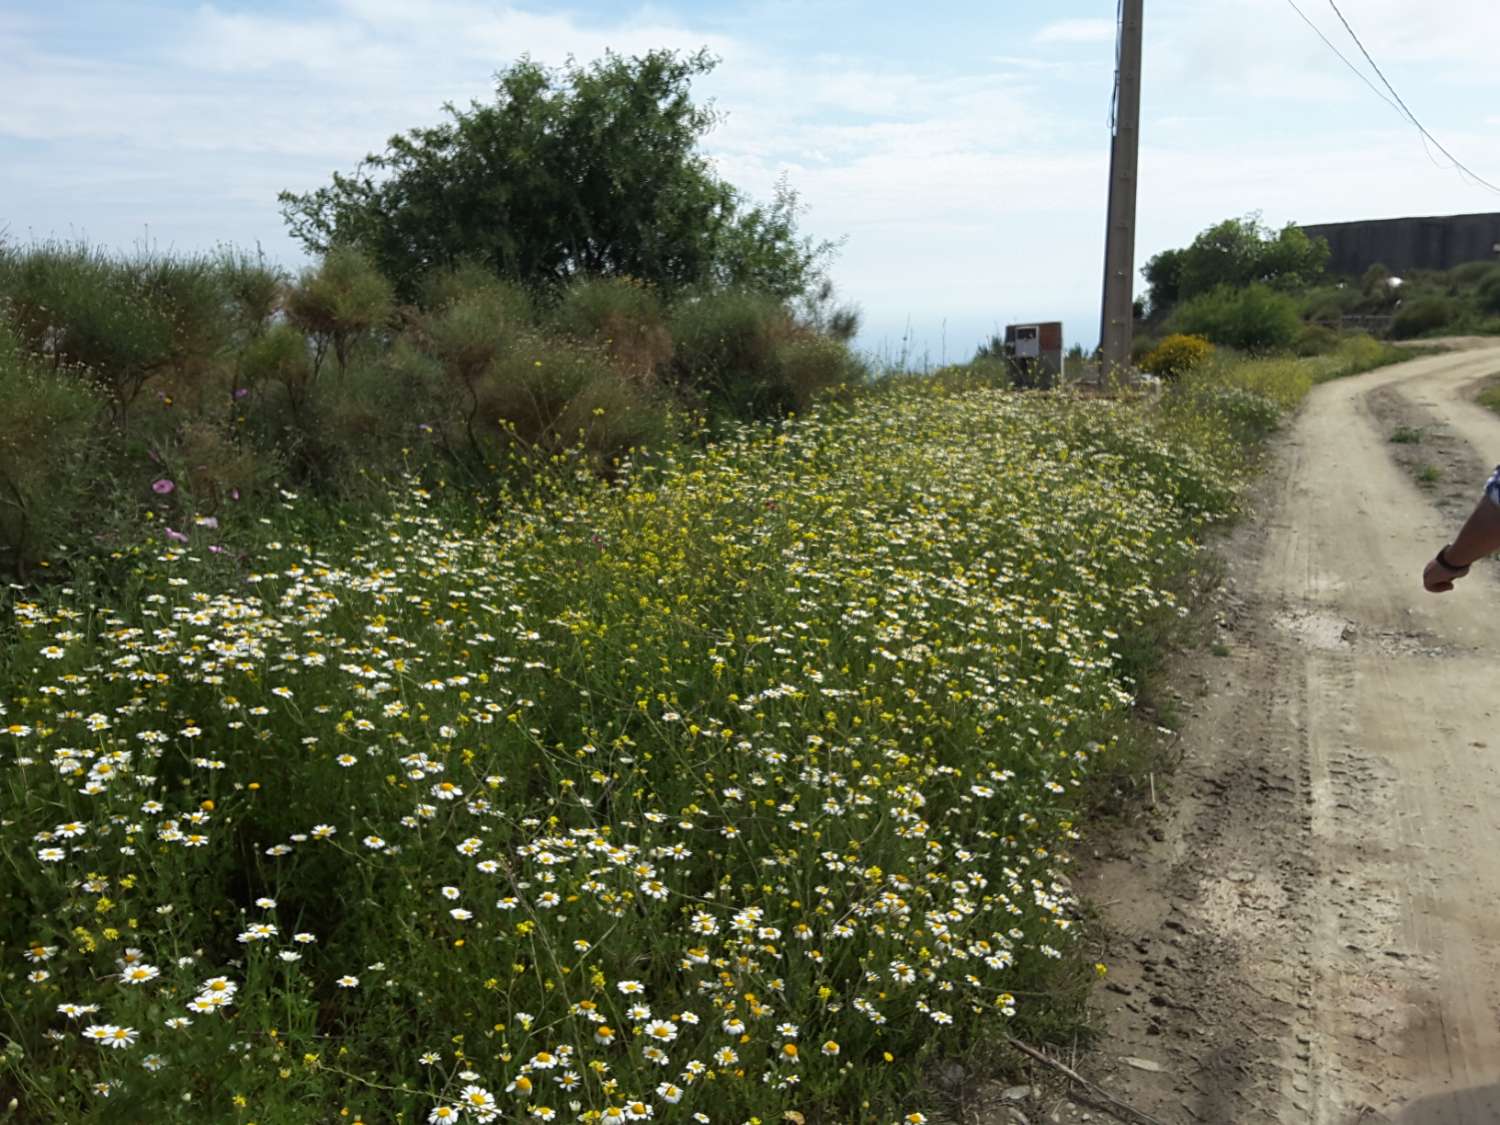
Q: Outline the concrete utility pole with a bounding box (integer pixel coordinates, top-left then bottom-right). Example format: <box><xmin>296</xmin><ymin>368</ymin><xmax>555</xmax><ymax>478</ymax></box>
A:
<box><xmin>1099</xmin><ymin>0</ymin><xmax>1144</xmax><ymax>375</ymax></box>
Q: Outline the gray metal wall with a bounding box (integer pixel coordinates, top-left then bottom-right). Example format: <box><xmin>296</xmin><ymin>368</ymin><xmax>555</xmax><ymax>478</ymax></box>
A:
<box><xmin>1299</xmin><ymin>212</ymin><xmax>1500</xmax><ymax>276</ymax></box>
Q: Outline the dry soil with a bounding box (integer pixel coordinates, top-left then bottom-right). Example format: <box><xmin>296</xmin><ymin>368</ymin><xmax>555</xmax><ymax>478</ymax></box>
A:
<box><xmin>1072</xmin><ymin>341</ymin><xmax>1500</xmax><ymax>1125</ymax></box>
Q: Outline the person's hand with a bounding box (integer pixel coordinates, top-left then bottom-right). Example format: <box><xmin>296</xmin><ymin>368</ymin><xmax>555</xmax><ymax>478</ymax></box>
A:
<box><xmin>1424</xmin><ymin>548</ymin><xmax>1470</xmax><ymax>593</ymax></box>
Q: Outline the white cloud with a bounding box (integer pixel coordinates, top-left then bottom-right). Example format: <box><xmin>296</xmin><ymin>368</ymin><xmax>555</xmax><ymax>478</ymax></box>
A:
<box><xmin>3</xmin><ymin>0</ymin><xmax>1499</xmax><ymax>359</ymax></box>
<box><xmin>1155</xmin><ymin>0</ymin><xmax>1500</xmax><ymax>96</ymax></box>
<box><xmin>1034</xmin><ymin>18</ymin><xmax>1118</xmax><ymax>46</ymax></box>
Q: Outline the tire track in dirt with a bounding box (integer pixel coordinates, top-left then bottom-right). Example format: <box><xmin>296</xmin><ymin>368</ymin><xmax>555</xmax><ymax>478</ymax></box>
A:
<box><xmin>1077</xmin><ymin>343</ymin><xmax>1500</xmax><ymax>1125</ymax></box>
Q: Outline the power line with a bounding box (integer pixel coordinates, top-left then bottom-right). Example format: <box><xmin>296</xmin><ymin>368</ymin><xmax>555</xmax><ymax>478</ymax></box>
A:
<box><xmin>1317</xmin><ymin>0</ymin><xmax>1500</xmax><ymax>195</ymax></box>
<box><xmin>1281</xmin><ymin>0</ymin><xmax>1401</xmax><ymax>117</ymax></box>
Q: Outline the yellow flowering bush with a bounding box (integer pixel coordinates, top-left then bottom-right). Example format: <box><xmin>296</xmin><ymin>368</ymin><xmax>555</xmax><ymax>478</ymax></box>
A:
<box><xmin>1140</xmin><ymin>333</ymin><xmax>1214</xmax><ymax>381</ymax></box>
<box><xmin>1</xmin><ymin>380</ymin><xmax>1240</xmax><ymax>1123</ymax></box>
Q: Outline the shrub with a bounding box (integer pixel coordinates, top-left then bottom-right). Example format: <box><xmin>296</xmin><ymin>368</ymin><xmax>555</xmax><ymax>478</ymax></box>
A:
<box><xmin>1141</xmin><ymin>333</ymin><xmax>1214</xmax><ymax>380</ymax></box>
<box><xmin>418</xmin><ymin>262</ymin><xmax>533</xmax><ymax>321</ymax></box>
<box><xmin>548</xmin><ymin>360</ymin><xmax>677</xmax><ymax>472</ymax></box>
<box><xmin>0</xmin><ymin>243</ymin><xmax>178</xmax><ymax>424</ymax></box>
<box><xmin>1451</xmin><ymin>261</ymin><xmax>1500</xmax><ymax>287</ymax></box>
<box><xmin>666</xmin><ymin>288</ymin><xmax>869</xmax><ymax>419</ymax></box>
<box><xmin>552</xmin><ymin>276</ymin><xmax>673</xmax><ymax>382</ymax></box>
<box><xmin>240</xmin><ymin>324</ymin><xmax>315</xmax><ymax>417</ymax></box>
<box><xmin>1300</xmin><ymin>283</ymin><xmax>1362</xmax><ymax>322</ymax></box>
<box><xmin>421</xmin><ymin>286</ymin><xmax>533</xmax><ymax>463</ymax></box>
<box><xmin>0</xmin><ymin>323</ymin><xmax>106</xmax><ymax>577</ymax></box>
<box><xmin>773</xmin><ymin>331</ymin><xmax>864</xmax><ymax>409</ymax></box>
<box><xmin>1130</xmin><ymin>335</ymin><xmax>1159</xmax><ymax>364</ymax></box>
<box><xmin>160</xmin><ymin>417</ymin><xmax>280</xmax><ymax>512</ymax></box>
<box><xmin>477</xmin><ymin>340</ymin><xmax>604</xmax><ymax>452</ymax></box>
<box><xmin>1391</xmin><ymin>296</ymin><xmax>1457</xmax><ymax>340</ymax></box>
<box><xmin>1477</xmin><ymin>274</ymin><xmax>1500</xmax><ymax>317</ymax></box>
<box><xmin>285</xmin><ymin>246</ymin><xmax>395</xmax><ymax>377</ymax></box>
<box><xmin>1173</xmin><ymin>283</ymin><xmax>1301</xmax><ymax>351</ymax></box>
<box><xmin>1292</xmin><ymin>323</ymin><xmax>1340</xmax><ymax>356</ymax></box>
<box><xmin>668</xmin><ymin>288</ymin><xmax>793</xmax><ymax>419</ymax></box>
<box><xmin>219</xmin><ymin>249</ymin><xmax>286</xmax><ymax>337</ymax></box>
<box><xmin>134</xmin><ymin>254</ymin><xmax>233</xmax><ymax>377</ymax></box>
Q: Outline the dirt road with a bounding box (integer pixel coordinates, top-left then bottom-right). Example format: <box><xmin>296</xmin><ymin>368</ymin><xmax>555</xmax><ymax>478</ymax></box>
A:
<box><xmin>1083</xmin><ymin>341</ymin><xmax>1500</xmax><ymax>1124</ymax></box>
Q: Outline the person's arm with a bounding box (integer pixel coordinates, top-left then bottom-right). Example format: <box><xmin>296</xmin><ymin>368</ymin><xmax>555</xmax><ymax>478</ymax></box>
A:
<box><xmin>1424</xmin><ymin>472</ymin><xmax>1500</xmax><ymax>592</ymax></box>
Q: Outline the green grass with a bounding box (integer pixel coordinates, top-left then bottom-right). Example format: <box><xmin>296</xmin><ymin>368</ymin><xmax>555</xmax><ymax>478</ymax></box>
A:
<box><xmin>1306</xmin><ymin>335</ymin><xmax>1409</xmax><ymax>384</ymax></box>
<box><xmin>1476</xmin><ymin>380</ymin><xmax>1500</xmax><ymax>416</ymax></box>
<box><xmin>1389</xmin><ymin>426</ymin><xmax>1424</xmax><ymax>444</ymax></box>
<box><xmin>1417</xmin><ymin>463</ymin><xmax>1443</xmax><ymax>486</ymax></box>
<box><xmin>0</xmin><ymin>377</ymin><xmax>1249</xmax><ymax>1124</ymax></box>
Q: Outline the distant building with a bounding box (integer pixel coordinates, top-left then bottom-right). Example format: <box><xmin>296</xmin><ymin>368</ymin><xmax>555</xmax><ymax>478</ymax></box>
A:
<box><xmin>1299</xmin><ymin>212</ymin><xmax>1500</xmax><ymax>277</ymax></box>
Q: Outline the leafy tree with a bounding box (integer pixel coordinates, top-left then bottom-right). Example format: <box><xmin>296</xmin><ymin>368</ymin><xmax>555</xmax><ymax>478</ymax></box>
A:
<box><xmin>1144</xmin><ymin>215</ymin><xmax>1330</xmax><ymax>314</ymax></box>
<box><xmin>1142</xmin><ymin>246</ymin><xmax>1184</xmax><ymax>316</ymax></box>
<box><xmin>280</xmin><ymin>50</ymin><xmax>831</xmax><ymax>302</ymax></box>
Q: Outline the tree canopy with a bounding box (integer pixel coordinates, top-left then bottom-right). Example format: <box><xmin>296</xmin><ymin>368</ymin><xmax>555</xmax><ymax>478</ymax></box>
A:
<box><xmin>280</xmin><ymin>50</ymin><xmax>831</xmax><ymax>302</ymax></box>
<box><xmin>1143</xmin><ymin>215</ymin><xmax>1330</xmax><ymax>315</ymax></box>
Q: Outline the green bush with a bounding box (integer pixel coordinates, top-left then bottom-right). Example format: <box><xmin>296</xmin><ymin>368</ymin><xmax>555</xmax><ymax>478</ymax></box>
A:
<box><xmin>1300</xmin><ymin>283</ymin><xmax>1361</xmax><ymax>322</ymax></box>
<box><xmin>0</xmin><ymin>323</ymin><xmax>106</xmax><ymax>577</ymax></box>
<box><xmin>1293</xmin><ymin>323</ymin><xmax>1340</xmax><ymax>356</ymax></box>
<box><xmin>1477</xmin><ymin>274</ymin><xmax>1500</xmax><ymax>317</ymax></box>
<box><xmin>419</xmin><ymin>285</ymin><xmax>535</xmax><ymax>463</ymax></box>
<box><xmin>0</xmin><ymin>240</ymin><xmax>866</xmax><ymax>573</ymax></box>
<box><xmin>1391</xmin><ymin>296</ymin><xmax>1458</xmax><ymax>340</ymax></box>
<box><xmin>241</xmin><ymin>323</ymin><xmax>315</xmax><ymax>416</ymax></box>
<box><xmin>158</xmin><ymin>416</ymin><xmax>281</xmax><ymax>512</ymax></box>
<box><xmin>552</xmin><ymin>276</ymin><xmax>673</xmax><ymax>382</ymax></box>
<box><xmin>1450</xmin><ymin>261</ymin><xmax>1500</xmax><ymax>287</ymax></box>
<box><xmin>665</xmin><ymin>288</ymin><xmax>865</xmax><ymax>419</ymax></box>
<box><xmin>285</xmin><ymin>246</ymin><xmax>395</xmax><ymax>377</ymax></box>
<box><xmin>548</xmin><ymin>359</ymin><xmax>677</xmax><ymax>471</ymax></box>
<box><xmin>418</xmin><ymin>261</ymin><xmax>533</xmax><ymax>321</ymax></box>
<box><xmin>773</xmin><ymin>331</ymin><xmax>864</xmax><ymax>409</ymax></box>
<box><xmin>0</xmin><ymin>244</ymin><xmax>179</xmax><ymax>423</ymax></box>
<box><xmin>1173</xmin><ymin>283</ymin><xmax>1301</xmax><ymax>352</ymax></box>
<box><xmin>478</xmin><ymin>340</ymin><xmax>603</xmax><ymax>452</ymax></box>
<box><xmin>668</xmin><ymin>288</ymin><xmax>792</xmax><ymax>418</ymax></box>
<box><xmin>219</xmin><ymin>249</ymin><xmax>286</xmax><ymax>337</ymax></box>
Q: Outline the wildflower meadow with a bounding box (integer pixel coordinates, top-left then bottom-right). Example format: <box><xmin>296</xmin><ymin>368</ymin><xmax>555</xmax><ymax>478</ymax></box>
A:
<box><xmin>3</xmin><ymin>371</ymin><xmax>1288</xmax><ymax>1124</ymax></box>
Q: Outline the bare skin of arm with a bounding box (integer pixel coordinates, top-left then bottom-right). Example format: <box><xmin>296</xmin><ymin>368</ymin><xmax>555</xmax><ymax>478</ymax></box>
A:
<box><xmin>1423</xmin><ymin>492</ymin><xmax>1500</xmax><ymax>592</ymax></box>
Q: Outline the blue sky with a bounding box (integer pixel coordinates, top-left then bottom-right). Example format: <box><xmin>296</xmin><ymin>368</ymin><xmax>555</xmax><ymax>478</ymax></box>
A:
<box><xmin>3</xmin><ymin>0</ymin><xmax>1498</xmax><ymax>362</ymax></box>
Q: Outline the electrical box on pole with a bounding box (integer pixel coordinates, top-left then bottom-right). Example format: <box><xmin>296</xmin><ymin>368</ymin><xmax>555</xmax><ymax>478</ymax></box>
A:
<box><xmin>1003</xmin><ymin>322</ymin><xmax>1064</xmax><ymax>388</ymax></box>
<box><xmin>1099</xmin><ymin>0</ymin><xmax>1143</xmax><ymax>375</ymax></box>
